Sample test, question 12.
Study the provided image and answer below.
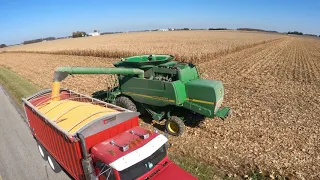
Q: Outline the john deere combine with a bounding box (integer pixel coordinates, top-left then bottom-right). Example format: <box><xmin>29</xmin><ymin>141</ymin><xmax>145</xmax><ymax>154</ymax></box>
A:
<box><xmin>52</xmin><ymin>54</ymin><xmax>231</xmax><ymax>136</ymax></box>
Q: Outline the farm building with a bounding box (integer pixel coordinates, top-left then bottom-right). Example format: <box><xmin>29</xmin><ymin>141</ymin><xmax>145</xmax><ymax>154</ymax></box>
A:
<box><xmin>158</xmin><ymin>28</ymin><xmax>169</xmax><ymax>31</ymax></box>
<box><xmin>88</xmin><ymin>30</ymin><xmax>100</xmax><ymax>36</ymax></box>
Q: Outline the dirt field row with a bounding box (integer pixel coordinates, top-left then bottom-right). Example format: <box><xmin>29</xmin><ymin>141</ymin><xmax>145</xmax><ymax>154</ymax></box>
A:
<box><xmin>196</xmin><ymin>37</ymin><xmax>320</xmax><ymax>179</ymax></box>
<box><xmin>1</xmin><ymin>35</ymin><xmax>320</xmax><ymax>179</ymax></box>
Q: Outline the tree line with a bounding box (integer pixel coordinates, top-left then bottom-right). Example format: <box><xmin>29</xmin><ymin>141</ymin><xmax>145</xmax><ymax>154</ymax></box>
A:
<box><xmin>287</xmin><ymin>31</ymin><xmax>303</xmax><ymax>35</ymax></box>
<box><xmin>23</xmin><ymin>37</ymin><xmax>56</xmax><ymax>45</ymax></box>
<box><xmin>287</xmin><ymin>31</ymin><xmax>319</xmax><ymax>37</ymax></box>
<box><xmin>72</xmin><ymin>31</ymin><xmax>86</xmax><ymax>38</ymax></box>
<box><xmin>208</xmin><ymin>28</ymin><xmax>229</xmax><ymax>30</ymax></box>
<box><xmin>237</xmin><ymin>28</ymin><xmax>278</xmax><ymax>33</ymax></box>
<box><xmin>2</xmin><ymin>28</ymin><xmax>320</xmax><ymax>47</ymax></box>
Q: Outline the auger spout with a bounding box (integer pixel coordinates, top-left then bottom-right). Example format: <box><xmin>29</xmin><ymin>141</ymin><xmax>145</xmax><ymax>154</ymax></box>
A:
<box><xmin>51</xmin><ymin>67</ymin><xmax>144</xmax><ymax>101</ymax></box>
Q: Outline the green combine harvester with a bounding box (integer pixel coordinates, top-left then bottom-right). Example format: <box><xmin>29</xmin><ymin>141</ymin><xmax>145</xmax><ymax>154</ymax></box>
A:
<box><xmin>53</xmin><ymin>54</ymin><xmax>231</xmax><ymax>136</ymax></box>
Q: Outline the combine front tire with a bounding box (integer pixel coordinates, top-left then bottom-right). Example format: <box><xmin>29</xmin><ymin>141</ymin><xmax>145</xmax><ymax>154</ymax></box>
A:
<box><xmin>115</xmin><ymin>96</ymin><xmax>137</xmax><ymax>111</ymax></box>
<box><xmin>165</xmin><ymin>116</ymin><xmax>185</xmax><ymax>136</ymax></box>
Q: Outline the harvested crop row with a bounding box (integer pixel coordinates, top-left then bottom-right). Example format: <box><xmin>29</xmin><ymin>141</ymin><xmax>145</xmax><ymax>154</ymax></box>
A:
<box><xmin>1</xmin><ymin>34</ymin><xmax>319</xmax><ymax>179</ymax></box>
<box><xmin>196</xmin><ymin>37</ymin><xmax>320</xmax><ymax>179</ymax></box>
<box><xmin>0</xmin><ymin>53</ymin><xmax>118</xmax><ymax>94</ymax></box>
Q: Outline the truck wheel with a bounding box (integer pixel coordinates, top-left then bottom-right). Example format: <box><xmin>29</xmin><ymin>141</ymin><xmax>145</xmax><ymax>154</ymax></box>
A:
<box><xmin>115</xmin><ymin>96</ymin><xmax>137</xmax><ymax>111</ymax></box>
<box><xmin>165</xmin><ymin>116</ymin><xmax>185</xmax><ymax>136</ymax></box>
<box><xmin>47</xmin><ymin>154</ymin><xmax>62</xmax><ymax>173</ymax></box>
<box><xmin>37</xmin><ymin>143</ymin><xmax>48</xmax><ymax>161</ymax></box>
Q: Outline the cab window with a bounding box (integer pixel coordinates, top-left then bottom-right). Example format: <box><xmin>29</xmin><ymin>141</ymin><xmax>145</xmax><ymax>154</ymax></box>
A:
<box><xmin>118</xmin><ymin>145</ymin><xmax>167</xmax><ymax>180</ymax></box>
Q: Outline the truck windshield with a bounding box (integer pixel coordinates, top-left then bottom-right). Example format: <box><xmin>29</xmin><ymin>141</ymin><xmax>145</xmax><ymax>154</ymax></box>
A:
<box><xmin>118</xmin><ymin>145</ymin><xmax>166</xmax><ymax>180</ymax></box>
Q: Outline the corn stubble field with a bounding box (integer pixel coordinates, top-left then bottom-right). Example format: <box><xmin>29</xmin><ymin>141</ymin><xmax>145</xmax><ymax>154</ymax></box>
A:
<box><xmin>1</xmin><ymin>31</ymin><xmax>320</xmax><ymax>179</ymax></box>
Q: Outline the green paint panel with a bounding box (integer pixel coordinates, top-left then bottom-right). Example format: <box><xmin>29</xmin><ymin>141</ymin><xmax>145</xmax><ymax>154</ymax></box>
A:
<box><xmin>114</xmin><ymin>55</ymin><xmax>175</xmax><ymax>69</ymax></box>
<box><xmin>120</xmin><ymin>77</ymin><xmax>177</xmax><ymax>106</ymax></box>
<box><xmin>178</xmin><ymin>64</ymin><xmax>199</xmax><ymax>82</ymax></box>
<box><xmin>215</xmin><ymin>107</ymin><xmax>231</xmax><ymax>119</ymax></box>
<box><xmin>185</xmin><ymin>79</ymin><xmax>224</xmax><ymax>117</ymax></box>
<box><xmin>171</xmin><ymin>81</ymin><xmax>187</xmax><ymax>105</ymax></box>
<box><xmin>183</xmin><ymin>101</ymin><xmax>212</xmax><ymax>117</ymax></box>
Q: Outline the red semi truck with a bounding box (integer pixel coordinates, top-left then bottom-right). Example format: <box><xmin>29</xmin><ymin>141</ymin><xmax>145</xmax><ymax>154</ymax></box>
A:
<box><xmin>23</xmin><ymin>88</ymin><xmax>197</xmax><ymax>180</ymax></box>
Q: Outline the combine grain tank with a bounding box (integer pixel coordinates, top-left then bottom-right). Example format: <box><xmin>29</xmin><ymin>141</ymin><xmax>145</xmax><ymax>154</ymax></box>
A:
<box><xmin>23</xmin><ymin>88</ymin><xmax>196</xmax><ymax>180</ymax></box>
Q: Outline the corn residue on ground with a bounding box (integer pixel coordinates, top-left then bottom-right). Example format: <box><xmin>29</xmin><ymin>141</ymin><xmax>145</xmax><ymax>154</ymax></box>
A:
<box><xmin>1</xmin><ymin>31</ymin><xmax>320</xmax><ymax>179</ymax></box>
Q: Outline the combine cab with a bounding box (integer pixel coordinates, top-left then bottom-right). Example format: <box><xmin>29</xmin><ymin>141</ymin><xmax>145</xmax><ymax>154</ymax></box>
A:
<box><xmin>52</xmin><ymin>54</ymin><xmax>231</xmax><ymax>136</ymax></box>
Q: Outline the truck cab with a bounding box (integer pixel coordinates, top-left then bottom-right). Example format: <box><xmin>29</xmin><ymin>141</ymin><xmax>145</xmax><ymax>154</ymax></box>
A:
<box><xmin>91</xmin><ymin>126</ymin><xmax>195</xmax><ymax>180</ymax></box>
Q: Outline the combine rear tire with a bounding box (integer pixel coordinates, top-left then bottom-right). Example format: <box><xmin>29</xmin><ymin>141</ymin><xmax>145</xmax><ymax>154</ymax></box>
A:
<box><xmin>115</xmin><ymin>96</ymin><xmax>137</xmax><ymax>112</ymax></box>
<box><xmin>165</xmin><ymin>116</ymin><xmax>185</xmax><ymax>136</ymax></box>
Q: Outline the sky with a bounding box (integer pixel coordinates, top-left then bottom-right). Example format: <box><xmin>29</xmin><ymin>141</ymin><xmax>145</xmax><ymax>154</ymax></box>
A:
<box><xmin>0</xmin><ymin>0</ymin><xmax>319</xmax><ymax>45</ymax></box>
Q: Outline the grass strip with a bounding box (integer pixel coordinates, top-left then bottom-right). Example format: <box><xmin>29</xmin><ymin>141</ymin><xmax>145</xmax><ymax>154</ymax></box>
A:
<box><xmin>0</xmin><ymin>66</ymin><xmax>40</xmax><ymax>105</ymax></box>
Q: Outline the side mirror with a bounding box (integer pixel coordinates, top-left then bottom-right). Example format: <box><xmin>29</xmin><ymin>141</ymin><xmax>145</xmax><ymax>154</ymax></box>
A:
<box><xmin>165</xmin><ymin>142</ymin><xmax>172</xmax><ymax>150</ymax></box>
<box><xmin>164</xmin><ymin>130</ymin><xmax>172</xmax><ymax>150</ymax></box>
<box><xmin>94</xmin><ymin>160</ymin><xmax>104</xmax><ymax>168</ymax></box>
<box><xmin>164</xmin><ymin>130</ymin><xmax>168</xmax><ymax>138</ymax></box>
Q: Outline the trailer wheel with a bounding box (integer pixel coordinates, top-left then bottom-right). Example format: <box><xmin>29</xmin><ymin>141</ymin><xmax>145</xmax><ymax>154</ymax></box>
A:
<box><xmin>37</xmin><ymin>143</ymin><xmax>48</xmax><ymax>161</ymax></box>
<box><xmin>115</xmin><ymin>96</ymin><xmax>137</xmax><ymax>111</ymax></box>
<box><xmin>47</xmin><ymin>154</ymin><xmax>62</xmax><ymax>173</ymax></box>
<box><xmin>165</xmin><ymin>116</ymin><xmax>185</xmax><ymax>136</ymax></box>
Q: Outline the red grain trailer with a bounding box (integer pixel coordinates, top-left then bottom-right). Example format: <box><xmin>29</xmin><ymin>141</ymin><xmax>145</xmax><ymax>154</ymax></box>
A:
<box><xmin>23</xmin><ymin>88</ymin><xmax>197</xmax><ymax>180</ymax></box>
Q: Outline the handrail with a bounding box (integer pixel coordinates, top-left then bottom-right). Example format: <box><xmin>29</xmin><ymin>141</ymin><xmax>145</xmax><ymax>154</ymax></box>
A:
<box><xmin>35</xmin><ymin>90</ymin><xmax>74</xmax><ymax>107</ymax></box>
<box><xmin>35</xmin><ymin>94</ymin><xmax>64</xmax><ymax>107</ymax></box>
<box><xmin>35</xmin><ymin>92</ymin><xmax>88</xmax><ymax>107</ymax></box>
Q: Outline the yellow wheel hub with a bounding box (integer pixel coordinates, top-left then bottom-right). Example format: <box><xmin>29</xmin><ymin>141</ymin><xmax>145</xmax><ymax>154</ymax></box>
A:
<box><xmin>168</xmin><ymin>121</ymin><xmax>180</xmax><ymax>133</ymax></box>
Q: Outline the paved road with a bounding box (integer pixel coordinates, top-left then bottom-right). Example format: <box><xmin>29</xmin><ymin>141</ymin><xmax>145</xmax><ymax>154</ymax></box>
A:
<box><xmin>0</xmin><ymin>86</ymin><xmax>70</xmax><ymax>180</ymax></box>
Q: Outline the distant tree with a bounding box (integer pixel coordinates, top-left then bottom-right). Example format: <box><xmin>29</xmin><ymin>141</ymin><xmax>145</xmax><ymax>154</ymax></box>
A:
<box><xmin>46</xmin><ymin>37</ymin><xmax>56</xmax><ymax>41</ymax></box>
<box><xmin>183</xmin><ymin>28</ymin><xmax>190</xmax><ymax>30</ymax></box>
<box><xmin>72</xmin><ymin>31</ymin><xmax>86</xmax><ymax>38</ymax></box>
<box><xmin>208</xmin><ymin>28</ymin><xmax>228</xmax><ymax>30</ymax></box>
<box><xmin>288</xmin><ymin>31</ymin><xmax>303</xmax><ymax>35</ymax></box>
<box><xmin>265</xmin><ymin>30</ymin><xmax>279</xmax><ymax>33</ymax></box>
<box><xmin>0</xmin><ymin>44</ymin><xmax>7</xmax><ymax>48</ymax></box>
<box><xmin>304</xmin><ymin>34</ymin><xmax>317</xmax><ymax>37</ymax></box>
<box><xmin>190</xmin><ymin>28</ymin><xmax>206</xmax><ymax>30</ymax></box>
<box><xmin>23</xmin><ymin>37</ymin><xmax>56</xmax><ymax>45</ymax></box>
<box><xmin>237</xmin><ymin>28</ymin><xmax>265</xmax><ymax>32</ymax></box>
